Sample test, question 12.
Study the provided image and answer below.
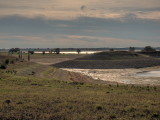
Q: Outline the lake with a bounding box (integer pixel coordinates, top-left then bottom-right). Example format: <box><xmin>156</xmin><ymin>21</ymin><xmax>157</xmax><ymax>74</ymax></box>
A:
<box><xmin>136</xmin><ymin>71</ymin><xmax>160</xmax><ymax>77</ymax></box>
<box><xmin>23</xmin><ymin>51</ymin><xmax>102</xmax><ymax>54</ymax></box>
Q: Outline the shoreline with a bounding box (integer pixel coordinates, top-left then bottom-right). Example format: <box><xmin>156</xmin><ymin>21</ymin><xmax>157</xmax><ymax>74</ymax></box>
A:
<box><xmin>62</xmin><ymin>66</ymin><xmax>160</xmax><ymax>86</ymax></box>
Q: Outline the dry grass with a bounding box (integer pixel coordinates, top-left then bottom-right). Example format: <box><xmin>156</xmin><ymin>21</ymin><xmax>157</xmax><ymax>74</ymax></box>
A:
<box><xmin>53</xmin><ymin>51</ymin><xmax>160</xmax><ymax>69</ymax></box>
<box><xmin>0</xmin><ymin>53</ymin><xmax>160</xmax><ymax>120</ymax></box>
<box><xmin>0</xmin><ymin>72</ymin><xmax>160</xmax><ymax>120</ymax></box>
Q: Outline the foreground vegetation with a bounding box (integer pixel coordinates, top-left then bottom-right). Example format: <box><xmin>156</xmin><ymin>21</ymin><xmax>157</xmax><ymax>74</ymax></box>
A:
<box><xmin>0</xmin><ymin>71</ymin><xmax>160</xmax><ymax>120</ymax></box>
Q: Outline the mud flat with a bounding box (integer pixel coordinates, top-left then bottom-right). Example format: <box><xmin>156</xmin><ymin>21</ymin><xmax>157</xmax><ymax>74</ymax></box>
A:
<box><xmin>62</xmin><ymin>66</ymin><xmax>160</xmax><ymax>86</ymax></box>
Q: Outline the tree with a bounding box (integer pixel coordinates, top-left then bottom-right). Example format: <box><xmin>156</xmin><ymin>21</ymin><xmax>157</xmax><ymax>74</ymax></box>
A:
<box><xmin>142</xmin><ymin>46</ymin><xmax>156</xmax><ymax>52</ymax></box>
<box><xmin>77</xmin><ymin>49</ymin><xmax>81</xmax><ymax>54</ymax></box>
<box><xmin>9</xmin><ymin>48</ymin><xmax>20</xmax><ymax>53</ymax></box>
<box><xmin>109</xmin><ymin>49</ymin><xmax>114</xmax><ymax>52</ymax></box>
<box><xmin>42</xmin><ymin>51</ymin><xmax>45</xmax><ymax>54</ymax></box>
<box><xmin>49</xmin><ymin>49</ymin><xmax>54</xmax><ymax>54</ymax></box>
<box><xmin>129</xmin><ymin>47</ymin><xmax>135</xmax><ymax>52</ymax></box>
<box><xmin>28</xmin><ymin>51</ymin><xmax>34</xmax><ymax>54</ymax></box>
<box><xmin>54</xmin><ymin>48</ymin><xmax>60</xmax><ymax>54</ymax></box>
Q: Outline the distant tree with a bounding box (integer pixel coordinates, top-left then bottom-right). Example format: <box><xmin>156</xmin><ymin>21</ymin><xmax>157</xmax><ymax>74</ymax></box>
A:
<box><xmin>54</xmin><ymin>48</ymin><xmax>60</xmax><ymax>54</ymax></box>
<box><xmin>28</xmin><ymin>51</ymin><xmax>34</xmax><ymax>54</ymax></box>
<box><xmin>77</xmin><ymin>49</ymin><xmax>81</xmax><ymax>54</ymax></box>
<box><xmin>129</xmin><ymin>47</ymin><xmax>135</xmax><ymax>52</ymax></box>
<box><xmin>5</xmin><ymin>59</ymin><xmax>10</xmax><ymax>65</ymax></box>
<box><xmin>109</xmin><ymin>49</ymin><xmax>114</xmax><ymax>52</ymax></box>
<box><xmin>49</xmin><ymin>49</ymin><xmax>54</xmax><ymax>54</ymax></box>
<box><xmin>42</xmin><ymin>51</ymin><xmax>45</xmax><ymax>54</ymax></box>
<box><xmin>142</xmin><ymin>46</ymin><xmax>156</xmax><ymax>52</ymax></box>
<box><xmin>9</xmin><ymin>48</ymin><xmax>20</xmax><ymax>53</ymax></box>
<box><xmin>15</xmin><ymin>48</ymin><xmax>20</xmax><ymax>51</ymax></box>
<box><xmin>8</xmin><ymin>48</ymin><xmax>22</xmax><ymax>58</ymax></box>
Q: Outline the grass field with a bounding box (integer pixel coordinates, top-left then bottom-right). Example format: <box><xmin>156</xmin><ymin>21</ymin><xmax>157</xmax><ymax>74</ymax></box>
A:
<box><xmin>0</xmin><ymin>53</ymin><xmax>160</xmax><ymax>120</ymax></box>
<box><xmin>0</xmin><ymin>72</ymin><xmax>160</xmax><ymax>120</ymax></box>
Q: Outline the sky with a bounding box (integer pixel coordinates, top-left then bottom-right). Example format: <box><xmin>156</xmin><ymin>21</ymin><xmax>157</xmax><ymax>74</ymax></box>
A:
<box><xmin>0</xmin><ymin>0</ymin><xmax>160</xmax><ymax>48</ymax></box>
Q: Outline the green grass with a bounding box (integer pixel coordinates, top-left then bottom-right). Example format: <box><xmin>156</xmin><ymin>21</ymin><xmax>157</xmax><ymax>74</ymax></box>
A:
<box><xmin>0</xmin><ymin>71</ymin><xmax>160</xmax><ymax>120</ymax></box>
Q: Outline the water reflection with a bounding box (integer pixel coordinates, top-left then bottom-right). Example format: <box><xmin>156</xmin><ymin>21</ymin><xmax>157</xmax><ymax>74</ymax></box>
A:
<box><xmin>136</xmin><ymin>71</ymin><xmax>160</xmax><ymax>77</ymax></box>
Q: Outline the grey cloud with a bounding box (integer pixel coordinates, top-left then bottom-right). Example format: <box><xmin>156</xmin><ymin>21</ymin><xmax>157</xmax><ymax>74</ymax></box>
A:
<box><xmin>0</xmin><ymin>4</ymin><xmax>32</xmax><ymax>9</ymax></box>
<box><xmin>0</xmin><ymin>15</ymin><xmax>160</xmax><ymax>48</ymax></box>
<box><xmin>123</xmin><ymin>13</ymin><xmax>137</xmax><ymax>20</ymax></box>
<box><xmin>110</xmin><ymin>7</ymin><xmax>160</xmax><ymax>12</ymax></box>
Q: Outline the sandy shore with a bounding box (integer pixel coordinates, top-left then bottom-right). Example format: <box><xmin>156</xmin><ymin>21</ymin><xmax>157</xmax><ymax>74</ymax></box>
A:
<box><xmin>62</xmin><ymin>66</ymin><xmax>160</xmax><ymax>86</ymax></box>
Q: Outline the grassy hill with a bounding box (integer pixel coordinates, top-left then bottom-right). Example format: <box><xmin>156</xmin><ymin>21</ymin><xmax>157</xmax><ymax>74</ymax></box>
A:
<box><xmin>54</xmin><ymin>51</ymin><xmax>160</xmax><ymax>69</ymax></box>
<box><xmin>78</xmin><ymin>51</ymin><xmax>146</xmax><ymax>60</ymax></box>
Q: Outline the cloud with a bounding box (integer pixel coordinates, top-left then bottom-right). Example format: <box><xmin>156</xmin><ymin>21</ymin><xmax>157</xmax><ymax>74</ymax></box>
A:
<box><xmin>62</xmin><ymin>35</ymin><xmax>160</xmax><ymax>47</ymax></box>
<box><xmin>0</xmin><ymin>0</ymin><xmax>160</xmax><ymax>20</ymax></box>
<box><xmin>0</xmin><ymin>33</ymin><xmax>160</xmax><ymax>48</ymax></box>
<box><xmin>0</xmin><ymin>14</ymin><xmax>160</xmax><ymax>48</ymax></box>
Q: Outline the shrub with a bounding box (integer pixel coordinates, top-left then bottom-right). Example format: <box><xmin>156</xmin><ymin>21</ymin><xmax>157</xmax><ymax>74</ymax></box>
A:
<box><xmin>10</xmin><ymin>60</ymin><xmax>14</xmax><ymax>64</ymax></box>
<box><xmin>69</xmin><ymin>82</ymin><xmax>84</xmax><ymax>85</ymax></box>
<box><xmin>96</xmin><ymin>106</ymin><xmax>103</xmax><ymax>111</ymax></box>
<box><xmin>153</xmin><ymin>86</ymin><xmax>157</xmax><ymax>91</ymax></box>
<box><xmin>109</xmin><ymin>115</ymin><xmax>116</xmax><ymax>119</ymax></box>
<box><xmin>142</xmin><ymin>46</ymin><xmax>156</xmax><ymax>52</ymax></box>
<box><xmin>0</xmin><ymin>64</ymin><xmax>6</xmax><ymax>69</ymax></box>
<box><xmin>151</xmin><ymin>114</ymin><xmax>160</xmax><ymax>119</ymax></box>
<box><xmin>4</xmin><ymin>100</ymin><xmax>11</xmax><ymax>105</ymax></box>
<box><xmin>5</xmin><ymin>59</ymin><xmax>10</xmax><ymax>65</ymax></box>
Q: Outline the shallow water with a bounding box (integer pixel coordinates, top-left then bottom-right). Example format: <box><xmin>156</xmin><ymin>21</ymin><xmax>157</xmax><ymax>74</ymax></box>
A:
<box><xmin>136</xmin><ymin>71</ymin><xmax>160</xmax><ymax>77</ymax></box>
<box><xmin>24</xmin><ymin>51</ymin><xmax>101</xmax><ymax>54</ymax></box>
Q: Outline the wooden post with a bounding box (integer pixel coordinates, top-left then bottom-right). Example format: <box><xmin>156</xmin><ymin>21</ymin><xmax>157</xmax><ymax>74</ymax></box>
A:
<box><xmin>28</xmin><ymin>52</ymin><xmax>30</xmax><ymax>61</ymax></box>
<box><xmin>19</xmin><ymin>51</ymin><xmax>21</xmax><ymax>60</ymax></box>
<box><xmin>19</xmin><ymin>51</ymin><xmax>23</xmax><ymax>61</ymax></box>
